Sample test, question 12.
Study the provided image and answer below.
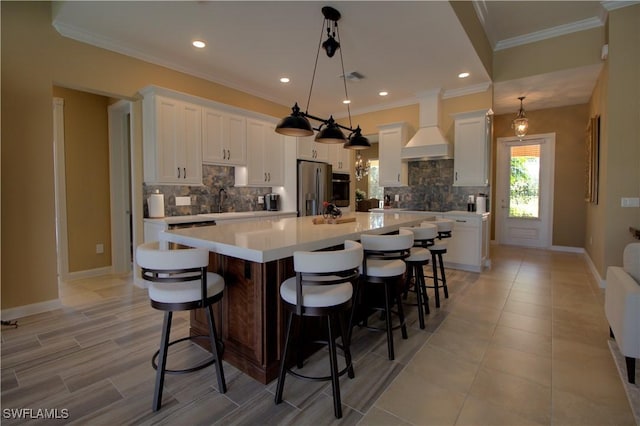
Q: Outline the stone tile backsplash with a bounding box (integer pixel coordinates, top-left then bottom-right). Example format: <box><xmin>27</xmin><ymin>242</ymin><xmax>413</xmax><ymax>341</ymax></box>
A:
<box><xmin>143</xmin><ymin>164</ymin><xmax>272</xmax><ymax>217</ymax></box>
<box><xmin>384</xmin><ymin>159</ymin><xmax>489</xmax><ymax>211</ymax></box>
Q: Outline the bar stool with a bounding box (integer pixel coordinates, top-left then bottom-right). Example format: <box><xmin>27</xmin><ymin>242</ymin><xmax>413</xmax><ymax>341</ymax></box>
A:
<box><xmin>136</xmin><ymin>242</ymin><xmax>227</xmax><ymax>412</ymax></box>
<box><xmin>425</xmin><ymin>219</ymin><xmax>453</xmax><ymax>308</ymax></box>
<box><xmin>399</xmin><ymin>225</ymin><xmax>436</xmax><ymax>329</ymax></box>
<box><xmin>351</xmin><ymin>229</ymin><xmax>413</xmax><ymax>360</ymax></box>
<box><xmin>275</xmin><ymin>240</ymin><xmax>363</xmax><ymax>419</ymax></box>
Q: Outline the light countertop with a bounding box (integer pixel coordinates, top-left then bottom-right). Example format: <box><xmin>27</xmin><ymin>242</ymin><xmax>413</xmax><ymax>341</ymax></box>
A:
<box><xmin>144</xmin><ymin>210</ymin><xmax>296</xmax><ymax>225</ymax></box>
<box><xmin>161</xmin><ymin>212</ymin><xmax>431</xmax><ymax>263</ymax></box>
<box><xmin>369</xmin><ymin>208</ymin><xmax>490</xmax><ymax>218</ymax></box>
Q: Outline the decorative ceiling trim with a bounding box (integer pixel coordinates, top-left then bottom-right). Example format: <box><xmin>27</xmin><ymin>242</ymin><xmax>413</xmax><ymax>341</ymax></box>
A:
<box><xmin>601</xmin><ymin>1</ymin><xmax>640</xmax><ymax>11</ymax></box>
<box><xmin>494</xmin><ymin>17</ymin><xmax>604</xmax><ymax>51</ymax></box>
<box><xmin>442</xmin><ymin>82</ymin><xmax>492</xmax><ymax>99</ymax></box>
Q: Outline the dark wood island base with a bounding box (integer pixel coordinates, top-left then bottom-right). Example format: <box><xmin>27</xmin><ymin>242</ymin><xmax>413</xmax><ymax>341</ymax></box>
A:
<box><xmin>190</xmin><ymin>254</ymin><xmax>294</xmax><ymax>384</ymax></box>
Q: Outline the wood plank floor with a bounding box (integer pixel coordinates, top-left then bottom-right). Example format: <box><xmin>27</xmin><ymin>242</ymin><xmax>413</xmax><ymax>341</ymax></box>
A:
<box><xmin>1</xmin><ymin>245</ymin><xmax>637</xmax><ymax>425</ymax></box>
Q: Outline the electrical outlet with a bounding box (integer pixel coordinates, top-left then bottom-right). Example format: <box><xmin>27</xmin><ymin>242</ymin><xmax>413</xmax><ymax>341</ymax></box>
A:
<box><xmin>621</xmin><ymin>197</ymin><xmax>640</xmax><ymax>208</ymax></box>
<box><xmin>258</xmin><ymin>195</ymin><xmax>265</xmax><ymax>204</ymax></box>
<box><xmin>394</xmin><ymin>194</ymin><xmax>400</xmax><ymax>202</ymax></box>
<box><xmin>176</xmin><ymin>196</ymin><xmax>191</xmax><ymax>206</ymax></box>
<box><xmin>96</xmin><ymin>243</ymin><xmax>104</xmax><ymax>254</ymax></box>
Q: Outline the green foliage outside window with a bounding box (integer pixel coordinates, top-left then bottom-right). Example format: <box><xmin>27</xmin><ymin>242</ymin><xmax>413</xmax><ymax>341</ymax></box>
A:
<box><xmin>510</xmin><ymin>156</ymin><xmax>539</xmax><ymax>218</ymax></box>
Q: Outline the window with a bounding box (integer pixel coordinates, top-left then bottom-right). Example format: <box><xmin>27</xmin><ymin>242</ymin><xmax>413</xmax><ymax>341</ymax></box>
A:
<box><xmin>368</xmin><ymin>160</ymin><xmax>383</xmax><ymax>200</ymax></box>
<box><xmin>509</xmin><ymin>144</ymin><xmax>540</xmax><ymax>218</ymax></box>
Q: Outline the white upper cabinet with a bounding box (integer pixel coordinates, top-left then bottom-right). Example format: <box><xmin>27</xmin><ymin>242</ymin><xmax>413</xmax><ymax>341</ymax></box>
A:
<box><xmin>329</xmin><ymin>144</ymin><xmax>352</xmax><ymax>173</ymax></box>
<box><xmin>297</xmin><ymin>135</ymin><xmax>329</xmax><ymax>162</ymax></box>
<box><xmin>202</xmin><ymin>107</ymin><xmax>247</xmax><ymax>165</ymax></box>
<box><xmin>452</xmin><ymin>109</ymin><xmax>492</xmax><ymax>187</ymax></box>
<box><xmin>378</xmin><ymin>122</ymin><xmax>408</xmax><ymax>187</ymax></box>
<box><xmin>142</xmin><ymin>92</ymin><xmax>202</xmax><ymax>185</ymax></box>
<box><xmin>236</xmin><ymin>118</ymin><xmax>284</xmax><ymax>187</ymax></box>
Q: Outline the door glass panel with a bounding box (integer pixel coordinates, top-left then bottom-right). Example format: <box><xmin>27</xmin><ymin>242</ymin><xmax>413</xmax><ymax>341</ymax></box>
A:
<box><xmin>509</xmin><ymin>144</ymin><xmax>540</xmax><ymax>218</ymax></box>
<box><xmin>368</xmin><ymin>160</ymin><xmax>383</xmax><ymax>200</ymax></box>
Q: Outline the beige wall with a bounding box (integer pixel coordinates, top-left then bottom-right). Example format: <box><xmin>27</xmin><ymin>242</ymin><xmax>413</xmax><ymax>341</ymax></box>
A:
<box><xmin>492</xmin><ymin>104</ymin><xmax>590</xmax><ymax>247</ymax></box>
<box><xmin>1</xmin><ymin>2</ymin><xmax>289</xmax><ymax>311</ymax></box>
<box><xmin>449</xmin><ymin>1</ymin><xmax>493</xmax><ymax>78</ymax></box>
<box><xmin>588</xmin><ymin>5</ymin><xmax>640</xmax><ymax>278</ymax></box>
<box><xmin>52</xmin><ymin>86</ymin><xmax>112</xmax><ymax>272</ymax></box>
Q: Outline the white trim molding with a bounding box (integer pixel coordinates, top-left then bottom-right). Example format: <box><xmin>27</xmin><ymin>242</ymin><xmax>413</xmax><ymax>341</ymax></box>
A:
<box><xmin>584</xmin><ymin>250</ymin><xmax>606</xmax><ymax>288</ymax></box>
<box><xmin>65</xmin><ymin>266</ymin><xmax>113</xmax><ymax>282</ymax></box>
<box><xmin>1</xmin><ymin>299</ymin><xmax>62</xmax><ymax>321</ymax></box>
<box><xmin>495</xmin><ymin>17</ymin><xmax>604</xmax><ymax>51</ymax></box>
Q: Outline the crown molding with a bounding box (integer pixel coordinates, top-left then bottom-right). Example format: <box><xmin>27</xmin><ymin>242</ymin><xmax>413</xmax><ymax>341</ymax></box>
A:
<box><xmin>442</xmin><ymin>82</ymin><xmax>492</xmax><ymax>99</ymax></box>
<box><xmin>601</xmin><ymin>1</ymin><xmax>640</xmax><ymax>11</ymax></box>
<box><xmin>495</xmin><ymin>17</ymin><xmax>604</xmax><ymax>51</ymax></box>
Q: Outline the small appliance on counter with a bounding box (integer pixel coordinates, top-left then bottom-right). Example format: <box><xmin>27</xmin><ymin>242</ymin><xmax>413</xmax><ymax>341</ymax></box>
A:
<box><xmin>476</xmin><ymin>193</ymin><xmax>487</xmax><ymax>214</ymax></box>
<box><xmin>265</xmin><ymin>193</ymin><xmax>280</xmax><ymax>211</ymax></box>
<box><xmin>148</xmin><ymin>189</ymin><xmax>165</xmax><ymax>218</ymax></box>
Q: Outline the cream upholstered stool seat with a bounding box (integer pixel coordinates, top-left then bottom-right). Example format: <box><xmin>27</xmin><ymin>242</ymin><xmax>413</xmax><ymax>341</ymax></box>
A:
<box><xmin>400</xmin><ymin>225</ymin><xmax>435</xmax><ymax>329</ymax></box>
<box><xmin>136</xmin><ymin>242</ymin><xmax>226</xmax><ymax>412</ymax></box>
<box><xmin>351</xmin><ymin>229</ymin><xmax>413</xmax><ymax>360</ymax></box>
<box><xmin>425</xmin><ymin>219</ymin><xmax>453</xmax><ymax>308</ymax></box>
<box><xmin>275</xmin><ymin>240</ymin><xmax>363</xmax><ymax>419</ymax></box>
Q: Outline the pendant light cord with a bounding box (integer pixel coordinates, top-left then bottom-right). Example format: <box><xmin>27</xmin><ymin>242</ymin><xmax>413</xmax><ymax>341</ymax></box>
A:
<box><xmin>305</xmin><ymin>18</ymin><xmax>327</xmax><ymax>113</ymax></box>
<box><xmin>336</xmin><ymin>24</ymin><xmax>353</xmax><ymax>129</ymax></box>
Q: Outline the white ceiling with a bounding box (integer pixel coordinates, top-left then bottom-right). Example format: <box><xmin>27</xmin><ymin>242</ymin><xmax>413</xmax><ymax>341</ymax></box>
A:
<box><xmin>52</xmin><ymin>1</ymin><xmax>610</xmax><ymax>119</ymax></box>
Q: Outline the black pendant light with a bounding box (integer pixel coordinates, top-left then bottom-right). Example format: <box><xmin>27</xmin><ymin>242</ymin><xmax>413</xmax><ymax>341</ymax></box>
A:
<box><xmin>275</xmin><ymin>6</ymin><xmax>369</xmax><ymax>151</ymax></box>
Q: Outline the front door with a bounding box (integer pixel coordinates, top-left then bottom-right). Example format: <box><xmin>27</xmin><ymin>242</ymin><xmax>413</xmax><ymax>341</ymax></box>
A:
<box><xmin>496</xmin><ymin>133</ymin><xmax>555</xmax><ymax>248</ymax></box>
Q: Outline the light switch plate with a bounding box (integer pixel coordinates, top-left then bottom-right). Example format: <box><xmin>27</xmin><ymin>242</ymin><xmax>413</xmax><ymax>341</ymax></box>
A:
<box><xmin>176</xmin><ymin>196</ymin><xmax>191</xmax><ymax>206</ymax></box>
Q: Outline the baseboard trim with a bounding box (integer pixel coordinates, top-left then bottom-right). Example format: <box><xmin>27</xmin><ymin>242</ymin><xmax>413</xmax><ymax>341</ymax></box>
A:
<box><xmin>583</xmin><ymin>250</ymin><xmax>606</xmax><ymax>288</ymax></box>
<box><xmin>550</xmin><ymin>245</ymin><xmax>585</xmax><ymax>253</ymax></box>
<box><xmin>1</xmin><ymin>298</ymin><xmax>62</xmax><ymax>321</ymax></box>
<box><xmin>65</xmin><ymin>266</ymin><xmax>113</xmax><ymax>281</ymax></box>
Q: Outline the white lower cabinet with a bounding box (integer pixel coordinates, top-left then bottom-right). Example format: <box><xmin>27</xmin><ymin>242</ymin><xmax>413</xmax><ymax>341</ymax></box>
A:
<box><xmin>441</xmin><ymin>212</ymin><xmax>490</xmax><ymax>272</ymax></box>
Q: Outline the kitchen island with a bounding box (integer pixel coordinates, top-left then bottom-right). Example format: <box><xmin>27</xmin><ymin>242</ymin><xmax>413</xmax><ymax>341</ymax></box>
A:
<box><xmin>161</xmin><ymin>212</ymin><xmax>429</xmax><ymax>383</ymax></box>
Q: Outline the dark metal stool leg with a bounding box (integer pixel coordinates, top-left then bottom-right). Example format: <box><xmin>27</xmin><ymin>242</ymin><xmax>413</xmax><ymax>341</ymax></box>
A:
<box><xmin>383</xmin><ymin>281</ymin><xmax>395</xmax><ymax>360</ymax></box>
<box><xmin>431</xmin><ymin>252</ymin><xmax>441</xmax><ymax>308</ymax></box>
<box><xmin>275</xmin><ymin>311</ymin><xmax>294</xmax><ymax>404</ymax></box>
<box><xmin>338</xmin><ymin>313</ymin><xmax>355</xmax><ymax>379</ymax></box>
<box><xmin>206</xmin><ymin>305</ymin><xmax>227</xmax><ymax>393</ymax></box>
<box><xmin>327</xmin><ymin>314</ymin><xmax>342</xmax><ymax>419</ymax></box>
<box><xmin>438</xmin><ymin>252</ymin><xmax>449</xmax><ymax>299</ymax></box>
<box><xmin>153</xmin><ymin>311</ymin><xmax>172</xmax><ymax>412</ymax></box>
<box><xmin>395</xmin><ymin>277</ymin><xmax>408</xmax><ymax>340</ymax></box>
<box><xmin>410</xmin><ymin>263</ymin><xmax>425</xmax><ymax>329</ymax></box>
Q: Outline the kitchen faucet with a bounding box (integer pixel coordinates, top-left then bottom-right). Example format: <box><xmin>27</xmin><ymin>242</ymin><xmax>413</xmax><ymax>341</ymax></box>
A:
<box><xmin>218</xmin><ymin>188</ymin><xmax>227</xmax><ymax>213</ymax></box>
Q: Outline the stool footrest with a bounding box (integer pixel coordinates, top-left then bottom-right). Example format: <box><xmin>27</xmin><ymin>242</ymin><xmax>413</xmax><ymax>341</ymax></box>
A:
<box><xmin>152</xmin><ymin>335</ymin><xmax>224</xmax><ymax>375</ymax></box>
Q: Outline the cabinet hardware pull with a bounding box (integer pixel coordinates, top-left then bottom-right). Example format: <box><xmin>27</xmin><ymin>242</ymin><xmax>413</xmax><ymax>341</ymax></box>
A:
<box><xmin>183</xmin><ymin>168</ymin><xmax>186</xmax><ymax>179</ymax></box>
<box><xmin>227</xmin><ymin>149</ymin><xmax>231</xmax><ymax>159</ymax></box>
<box><xmin>177</xmin><ymin>167</ymin><xmax>180</xmax><ymax>178</ymax></box>
<box><xmin>264</xmin><ymin>172</ymin><xmax>267</xmax><ymax>182</ymax></box>
<box><xmin>455</xmin><ymin>172</ymin><xmax>458</xmax><ymax>181</ymax></box>
<box><xmin>268</xmin><ymin>172</ymin><xmax>271</xmax><ymax>182</ymax></box>
<box><xmin>456</xmin><ymin>220</ymin><xmax>467</xmax><ymax>223</ymax></box>
<box><xmin>223</xmin><ymin>150</ymin><xmax>226</xmax><ymax>160</ymax></box>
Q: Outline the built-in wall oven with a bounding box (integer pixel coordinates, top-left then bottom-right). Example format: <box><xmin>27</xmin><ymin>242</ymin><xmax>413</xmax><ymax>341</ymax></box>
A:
<box><xmin>332</xmin><ymin>173</ymin><xmax>350</xmax><ymax>207</ymax></box>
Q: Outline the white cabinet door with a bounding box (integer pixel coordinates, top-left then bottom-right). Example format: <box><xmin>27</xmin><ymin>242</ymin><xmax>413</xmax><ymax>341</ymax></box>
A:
<box><xmin>244</xmin><ymin>118</ymin><xmax>284</xmax><ymax>186</ymax></box>
<box><xmin>444</xmin><ymin>218</ymin><xmax>480</xmax><ymax>267</ymax></box>
<box><xmin>378</xmin><ymin>122</ymin><xmax>408</xmax><ymax>187</ymax></box>
<box><xmin>329</xmin><ymin>144</ymin><xmax>351</xmax><ymax>172</ymax></box>
<box><xmin>453</xmin><ymin>109</ymin><xmax>492</xmax><ymax>187</ymax></box>
<box><xmin>143</xmin><ymin>94</ymin><xmax>202</xmax><ymax>185</ymax></box>
<box><xmin>202</xmin><ymin>107</ymin><xmax>246</xmax><ymax>166</ymax></box>
<box><xmin>297</xmin><ymin>135</ymin><xmax>329</xmax><ymax>162</ymax></box>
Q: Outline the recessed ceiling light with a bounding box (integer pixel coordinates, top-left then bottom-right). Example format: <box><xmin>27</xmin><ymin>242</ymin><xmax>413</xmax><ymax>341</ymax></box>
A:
<box><xmin>343</xmin><ymin>99</ymin><xmax>351</xmax><ymax>104</ymax></box>
<box><xmin>279</xmin><ymin>77</ymin><xmax>290</xmax><ymax>83</ymax></box>
<box><xmin>379</xmin><ymin>91</ymin><xmax>388</xmax><ymax>97</ymax></box>
<box><xmin>192</xmin><ymin>40</ymin><xmax>206</xmax><ymax>48</ymax></box>
<box><xmin>458</xmin><ymin>72</ymin><xmax>470</xmax><ymax>78</ymax></box>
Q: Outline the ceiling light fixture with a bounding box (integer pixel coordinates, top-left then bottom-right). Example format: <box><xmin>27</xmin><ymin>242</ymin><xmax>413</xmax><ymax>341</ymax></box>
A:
<box><xmin>458</xmin><ymin>72</ymin><xmax>470</xmax><ymax>78</ymax></box>
<box><xmin>280</xmin><ymin>77</ymin><xmax>290</xmax><ymax>83</ymax></box>
<box><xmin>275</xmin><ymin>6</ymin><xmax>370</xmax><ymax>150</ymax></box>
<box><xmin>192</xmin><ymin>40</ymin><xmax>206</xmax><ymax>48</ymax></box>
<box><xmin>512</xmin><ymin>96</ymin><xmax>529</xmax><ymax>138</ymax></box>
<box><xmin>379</xmin><ymin>91</ymin><xmax>388</xmax><ymax>96</ymax></box>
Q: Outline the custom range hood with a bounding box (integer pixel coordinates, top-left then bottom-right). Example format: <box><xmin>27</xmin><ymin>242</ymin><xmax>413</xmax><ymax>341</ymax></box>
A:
<box><xmin>401</xmin><ymin>89</ymin><xmax>452</xmax><ymax>160</ymax></box>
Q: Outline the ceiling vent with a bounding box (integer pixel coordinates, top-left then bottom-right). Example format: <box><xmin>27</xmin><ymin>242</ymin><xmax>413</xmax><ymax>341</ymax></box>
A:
<box><xmin>340</xmin><ymin>71</ymin><xmax>365</xmax><ymax>81</ymax></box>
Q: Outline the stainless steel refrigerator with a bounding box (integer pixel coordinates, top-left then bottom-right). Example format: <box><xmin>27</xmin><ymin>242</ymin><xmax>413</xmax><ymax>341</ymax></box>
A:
<box><xmin>297</xmin><ymin>160</ymin><xmax>333</xmax><ymax>216</ymax></box>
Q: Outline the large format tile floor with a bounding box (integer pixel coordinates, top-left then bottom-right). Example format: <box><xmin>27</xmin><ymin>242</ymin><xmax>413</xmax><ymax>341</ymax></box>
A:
<box><xmin>1</xmin><ymin>245</ymin><xmax>637</xmax><ymax>425</ymax></box>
